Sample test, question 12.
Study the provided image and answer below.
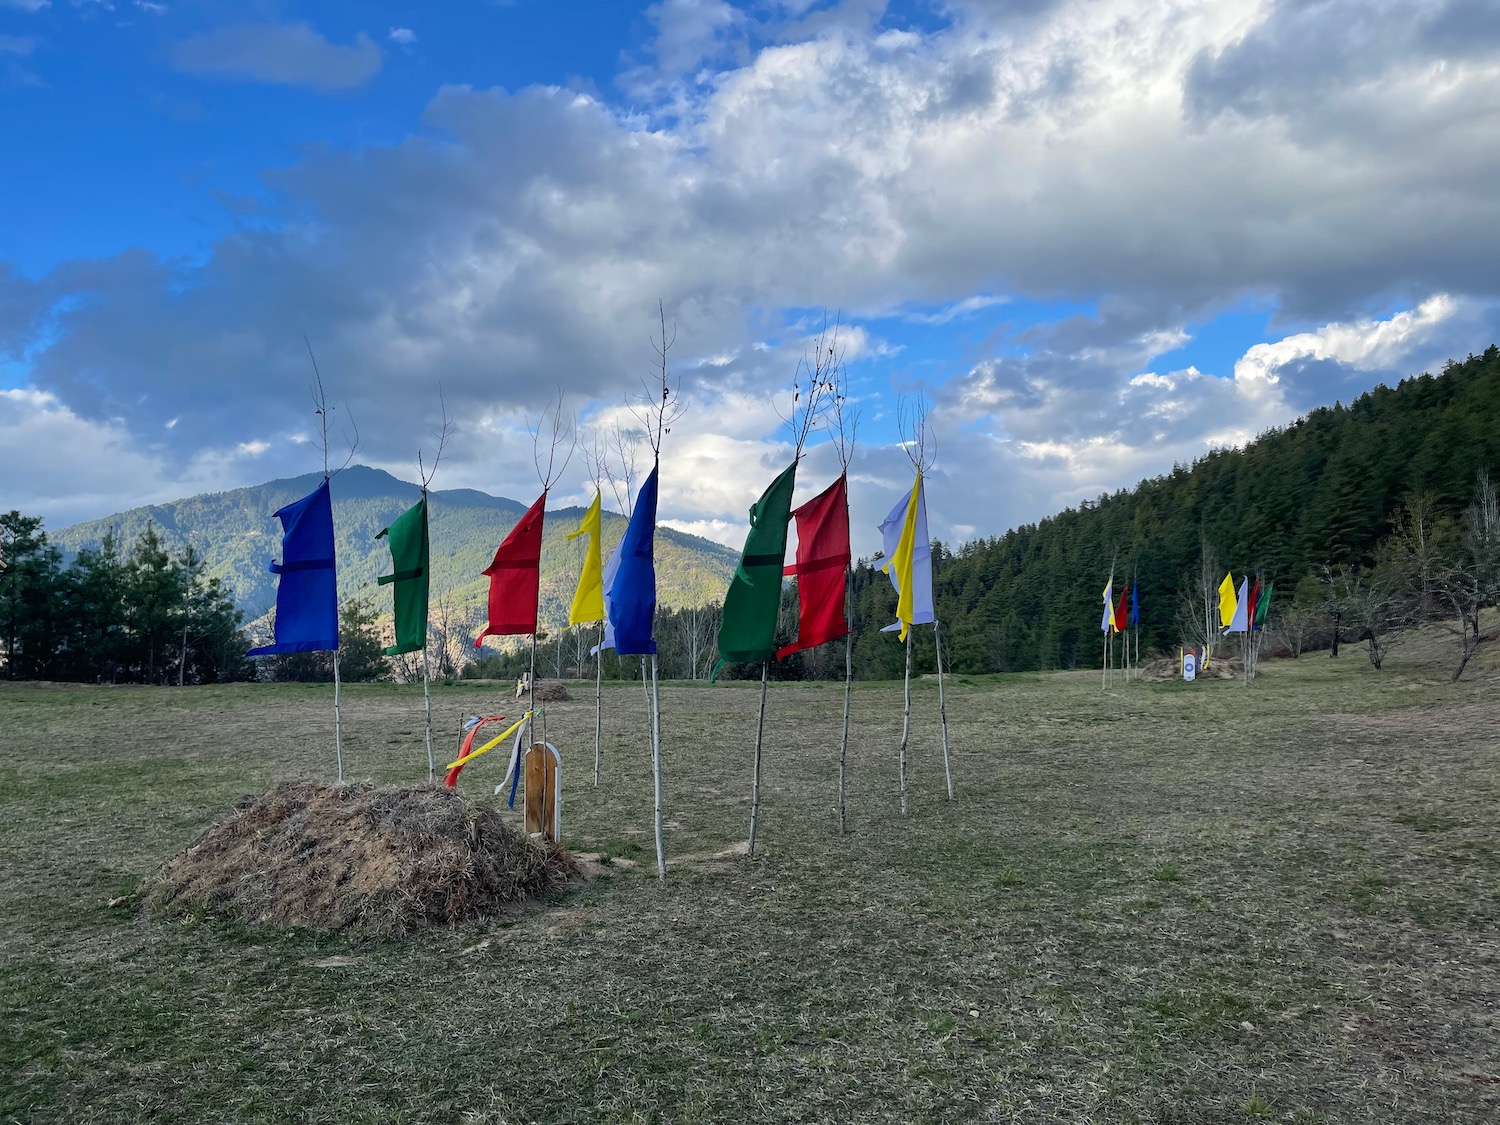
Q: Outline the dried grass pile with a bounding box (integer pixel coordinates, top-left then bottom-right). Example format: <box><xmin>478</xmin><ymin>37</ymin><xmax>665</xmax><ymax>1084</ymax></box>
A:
<box><xmin>531</xmin><ymin>681</ymin><xmax>571</xmax><ymax>702</ymax></box>
<box><xmin>141</xmin><ymin>780</ymin><xmax>577</xmax><ymax>936</ymax></box>
<box><xmin>1137</xmin><ymin>656</ymin><xmax>1247</xmax><ymax>681</ymax></box>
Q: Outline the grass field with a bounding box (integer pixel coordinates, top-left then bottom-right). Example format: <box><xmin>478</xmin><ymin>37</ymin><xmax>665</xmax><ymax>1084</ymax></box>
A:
<box><xmin>3</xmin><ymin>640</ymin><xmax>1499</xmax><ymax>1123</ymax></box>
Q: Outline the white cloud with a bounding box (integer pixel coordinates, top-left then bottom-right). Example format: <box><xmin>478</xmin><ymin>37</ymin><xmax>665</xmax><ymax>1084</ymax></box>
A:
<box><xmin>173</xmin><ymin>22</ymin><xmax>382</xmax><ymax>91</ymax></box>
<box><xmin>0</xmin><ymin>1</ymin><xmax>50</xmax><ymax>11</ymax></box>
<box><xmin>9</xmin><ymin>0</ymin><xmax>1500</xmax><ymax>545</ymax></box>
<box><xmin>389</xmin><ymin>27</ymin><xmax>416</xmax><ymax>47</ymax></box>
<box><xmin>1234</xmin><ymin>295</ymin><xmax>1460</xmax><ymax>395</ymax></box>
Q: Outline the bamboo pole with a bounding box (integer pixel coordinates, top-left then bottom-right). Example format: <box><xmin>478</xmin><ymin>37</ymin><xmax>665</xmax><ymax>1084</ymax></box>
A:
<box><xmin>838</xmin><ymin>570</ymin><xmax>853</xmax><ymax>835</ymax></box>
<box><xmin>748</xmin><ymin>661</ymin><xmax>769</xmax><ymax>856</ymax></box>
<box><xmin>333</xmin><ymin>650</ymin><xmax>344</xmax><ymax>783</ymax></box>
<box><xmin>593</xmin><ymin>622</ymin><xmax>603</xmax><ymax>786</ymax></box>
<box><xmin>421</xmin><ymin>648</ymin><xmax>435</xmax><ymax>782</ymax></box>
<box><xmin>934</xmin><ymin>619</ymin><xmax>953</xmax><ymax>801</ymax></box>
<box><xmin>649</xmin><ymin>652</ymin><xmax>665</xmax><ymax>879</ymax></box>
<box><xmin>899</xmin><ymin>630</ymin><xmax>912</xmax><ymax>814</ymax></box>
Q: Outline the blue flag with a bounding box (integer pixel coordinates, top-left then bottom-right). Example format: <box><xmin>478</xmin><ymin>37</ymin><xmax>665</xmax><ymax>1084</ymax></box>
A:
<box><xmin>608</xmin><ymin>464</ymin><xmax>659</xmax><ymax>656</ymax></box>
<box><xmin>247</xmin><ymin>478</ymin><xmax>339</xmax><ymax>655</ymax></box>
<box><xmin>1130</xmin><ymin>583</ymin><xmax>1140</xmax><ymax>627</ymax></box>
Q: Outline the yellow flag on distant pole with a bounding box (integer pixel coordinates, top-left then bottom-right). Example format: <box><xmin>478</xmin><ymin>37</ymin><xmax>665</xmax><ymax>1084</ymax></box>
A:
<box><xmin>1217</xmin><ymin>572</ymin><xmax>1237</xmax><ymax>631</ymax></box>
<box><xmin>883</xmin><ymin>473</ymin><xmax>923</xmax><ymax>641</ymax></box>
<box><xmin>567</xmin><ymin>490</ymin><xmax>605</xmax><ymax>626</ymax></box>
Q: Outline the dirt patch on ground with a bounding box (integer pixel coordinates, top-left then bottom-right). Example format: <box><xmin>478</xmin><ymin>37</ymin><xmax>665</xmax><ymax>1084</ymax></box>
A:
<box><xmin>1137</xmin><ymin>656</ymin><xmax>1247</xmax><ymax>681</ymax></box>
<box><xmin>140</xmin><ymin>780</ymin><xmax>577</xmax><ymax>936</ymax></box>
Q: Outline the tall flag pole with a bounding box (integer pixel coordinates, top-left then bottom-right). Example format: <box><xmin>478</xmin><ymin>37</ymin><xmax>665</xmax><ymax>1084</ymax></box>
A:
<box><xmin>247</xmin><ymin>477</ymin><xmax>342</xmax><ymax>778</ymax></box>
<box><xmin>778</xmin><ymin>474</ymin><xmax>852</xmax><ymax>830</ymax></box>
<box><xmin>475</xmin><ymin>491</ymin><xmax>547</xmax><ymax>763</ymax></box>
<box><xmin>1131</xmin><ymin>577</ymin><xmax>1141</xmax><ymax>674</ymax></box>
<box><xmin>567</xmin><ymin>490</ymin><xmax>606</xmax><ymax>785</ymax></box>
<box><xmin>609</xmin><ymin>464</ymin><xmax>664</xmax><ymax>877</ymax></box>
<box><xmin>714</xmin><ymin>461</ymin><xmax>798</xmax><ymax>856</ymax></box>
<box><xmin>1100</xmin><ymin>573</ymin><xmax>1114</xmax><ymax>690</ymax></box>
<box><xmin>376</xmin><ymin>493</ymin><xmax>433</xmax><ymax>779</ymax></box>
<box><xmin>878</xmin><ymin>471</ymin><xmax>945</xmax><ymax>809</ymax></box>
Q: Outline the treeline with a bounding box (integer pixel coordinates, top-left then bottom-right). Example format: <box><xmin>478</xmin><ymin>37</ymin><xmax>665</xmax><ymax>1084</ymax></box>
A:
<box><xmin>1</xmin><ymin>515</ymin><xmax>250</xmax><ymax>684</ymax></box>
<box><xmin>836</xmin><ymin>345</ymin><xmax>1500</xmax><ymax>675</ymax></box>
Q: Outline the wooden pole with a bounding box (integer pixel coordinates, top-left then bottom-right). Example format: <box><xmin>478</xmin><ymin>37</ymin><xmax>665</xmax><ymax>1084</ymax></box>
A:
<box><xmin>529</xmin><ymin>633</ymin><xmax>539</xmax><ymax>746</ymax></box>
<box><xmin>899</xmin><ymin>630</ymin><xmax>912</xmax><ymax>814</ymax></box>
<box><xmin>1102</xmin><ymin>635</ymin><xmax>1107</xmax><ymax>690</ymax></box>
<box><xmin>333</xmin><ymin>650</ymin><xmax>344</xmax><ymax>783</ymax></box>
<box><xmin>422</xmin><ymin>647</ymin><xmax>435</xmax><ymax>782</ymax></box>
<box><xmin>593</xmin><ymin>622</ymin><xmax>603</xmax><ymax>786</ymax></box>
<box><xmin>748</xmin><ymin>661</ymin><xmax>769</xmax><ymax>856</ymax></box>
<box><xmin>934</xmin><ymin>620</ymin><xmax>953</xmax><ymax>802</ymax></box>
<box><xmin>838</xmin><ymin>571</ymin><xmax>853</xmax><ymax>835</ymax></box>
<box><xmin>649</xmin><ymin>652</ymin><xmax>666</xmax><ymax>879</ymax></box>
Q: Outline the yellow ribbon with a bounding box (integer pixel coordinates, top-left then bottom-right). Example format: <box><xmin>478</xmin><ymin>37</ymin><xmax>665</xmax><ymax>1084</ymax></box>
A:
<box><xmin>444</xmin><ymin>711</ymin><xmax>536</xmax><ymax>771</ymax></box>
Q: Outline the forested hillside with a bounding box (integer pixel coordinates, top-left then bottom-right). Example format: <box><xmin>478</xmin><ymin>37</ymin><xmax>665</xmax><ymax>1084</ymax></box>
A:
<box><xmin>838</xmin><ymin>345</ymin><xmax>1500</xmax><ymax>676</ymax></box>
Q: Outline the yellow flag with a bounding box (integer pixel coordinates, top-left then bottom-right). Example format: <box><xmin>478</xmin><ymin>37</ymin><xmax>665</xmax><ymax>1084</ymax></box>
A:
<box><xmin>1217</xmin><ymin>572</ymin><xmax>1237</xmax><ymax>631</ymax></box>
<box><xmin>883</xmin><ymin>473</ymin><xmax>923</xmax><ymax>641</ymax></box>
<box><xmin>567</xmin><ymin>490</ymin><xmax>605</xmax><ymax>626</ymax></box>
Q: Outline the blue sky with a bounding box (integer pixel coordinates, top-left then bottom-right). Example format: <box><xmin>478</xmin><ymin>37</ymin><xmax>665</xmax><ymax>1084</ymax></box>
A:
<box><xmin>3</xmin><ymin>1</ymin><xmax>1499</xmax><ymax>553</ymax></box>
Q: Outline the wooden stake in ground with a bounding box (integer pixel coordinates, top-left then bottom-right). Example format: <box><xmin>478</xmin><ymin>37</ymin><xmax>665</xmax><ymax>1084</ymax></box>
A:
<box><xmin>900</xmin><ymin>630</ymin><xmax>912</xmax><ymax>814</ymax></box>
<box><xmin>747</xmin><ymin>661</ymin><xmax>769</xmax><ymax>855</ymax></box>
<box><xmin>934</xmin><ymin>618</ymin><xmax>953</xmax><ymax>801</ymax></box>
<box><xmin>333</xmin><ymin>651</ymin><xmax>344</xmax><ymax>782</ymax></box>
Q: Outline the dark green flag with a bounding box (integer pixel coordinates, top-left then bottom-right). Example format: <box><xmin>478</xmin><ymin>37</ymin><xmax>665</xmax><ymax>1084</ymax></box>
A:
<box><xmin>713</xmin><ymin>461</ymin><xmax>798</xmax><ymax>679</ymax></box>
<box><xmin>1253</xmin><ymin>580</ymin><xmax>1273</xmax><ymax>629</ymax></box>
<box><xmin>377</xmin><ymin>495</ymin><xmax>430</xmax><ymax>656</ymax></box>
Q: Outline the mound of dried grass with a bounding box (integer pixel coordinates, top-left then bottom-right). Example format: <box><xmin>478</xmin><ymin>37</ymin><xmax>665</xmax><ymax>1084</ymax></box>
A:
<box><xmin>140</xmin><ymin>781</ymin><xmax>577</xmax><ymax>936</ymax></box>
<box><xmin>531</xmin><ymin>681</ymin><xmax>571</xmax><ymax>702</ymax></box>
<box><xmin>1136</xmin><ymin>656</ymin><xmax>1247</xmax><ymax>681</ymax></box>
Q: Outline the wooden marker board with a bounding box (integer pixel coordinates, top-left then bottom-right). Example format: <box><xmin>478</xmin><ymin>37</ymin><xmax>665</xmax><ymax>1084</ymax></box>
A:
<box><xmin>523</xmin><ymin>742</ymin><xmax>562</xmax><ymax>843</ymax></box>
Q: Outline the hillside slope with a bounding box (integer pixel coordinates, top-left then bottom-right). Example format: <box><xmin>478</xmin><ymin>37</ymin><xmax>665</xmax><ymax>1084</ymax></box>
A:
<box><xmin>49</xmin><ymin>466</ymin><xmax>739</xmax><ymax>631</ymax></box>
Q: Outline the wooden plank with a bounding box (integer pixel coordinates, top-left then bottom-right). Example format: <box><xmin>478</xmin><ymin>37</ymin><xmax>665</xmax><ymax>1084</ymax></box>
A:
<box><xmin>524</xmin><ymin>743</ymin><xmax>560</xmax><ymax>842</ymax></box>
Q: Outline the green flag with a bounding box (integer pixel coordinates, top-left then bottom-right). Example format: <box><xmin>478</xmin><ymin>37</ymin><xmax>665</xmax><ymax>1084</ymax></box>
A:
<box><xmin>377</xmin><ymin>495</ymin><xmax>430</xmax><ymax>656</ymax></box>
<box><xmin>1253</xmin><ymin>580</ymin><xmax>1273</xmax><ymax>629</ymax></box>
<box><xmin>712</xmin><ymin>461</ymin><xmax>798</xmax><ymax>679</ymax></box>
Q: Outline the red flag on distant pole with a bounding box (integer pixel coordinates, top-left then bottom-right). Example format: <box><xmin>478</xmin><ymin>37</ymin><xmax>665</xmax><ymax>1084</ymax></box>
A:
<box><xmin>474</xmin><ymin>492</ymin><xmax>547</xmax><ymax>645</ymax></box>
<box><xmin>776</xmin><ymin>475</ymin><xmax>851</xmax><ymax>660</ymax></box>
<box><xmin>1246</xmin><ymin>579</ymin><xmax>1261</xmax><ymax>630</ymax></box>
<box><xmin>1113</xmin><ymin>583</ymin><xmax>1129</xmax><ymax>634</ymax></box>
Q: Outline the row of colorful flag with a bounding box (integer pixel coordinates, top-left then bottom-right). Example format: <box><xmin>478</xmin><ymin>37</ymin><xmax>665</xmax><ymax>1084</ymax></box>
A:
<box><xmin>245</xmin><ymin>464</ymin><xmax>934</xmax><ymax>666</ymax></box>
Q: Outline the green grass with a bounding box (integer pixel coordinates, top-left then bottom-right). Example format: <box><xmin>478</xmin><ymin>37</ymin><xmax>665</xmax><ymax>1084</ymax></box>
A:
<box><xmin>3</xmin><ymin>647</ymin><xmax>1500</xmax><ymax>1122</ymax></box>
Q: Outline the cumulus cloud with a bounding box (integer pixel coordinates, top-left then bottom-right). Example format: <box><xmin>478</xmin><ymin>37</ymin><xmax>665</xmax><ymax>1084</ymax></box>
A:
<box><xmin>173</xmin><ymin>22</ymin><xmax>382</xmax><ymax>91</ymax></box>
<box><xmin>389</xmin><ymin>27</ymin><xmax>416</xmax><ymax>47</ymax></box>
<box><xmin>8</xmin><ymin>0</ymin><xmax>1500</xmax><ymax>543</ymax></box>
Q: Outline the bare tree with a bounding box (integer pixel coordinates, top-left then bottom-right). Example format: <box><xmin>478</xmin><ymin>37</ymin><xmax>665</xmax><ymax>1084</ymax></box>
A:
<box><xmin>1435</xmin><ymin>470</ymin><xmax>1500</xmax><ymax>681</ymax></box>
<box><xmin>1322</xmin><ymin>563</ymin><xmax>1413</xmax><ymax>671</ymax></box>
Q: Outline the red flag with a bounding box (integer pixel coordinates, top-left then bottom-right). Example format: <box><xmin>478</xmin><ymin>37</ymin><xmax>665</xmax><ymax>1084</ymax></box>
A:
<box><xmin>474</xmin><ymin>492</ymin><xmax>547</xmax><ymax>645</ymax></box>
<box><xmin>776</xmin><ymin>475</ymin><xmax>851</xmax><ymax>660</ymax></box>
<box><xmin>1113</xmin><ymin>584</ymin><xmax>1129</xmax><ymax>633</ymax></box>
<box><xmin>1246</xmin><ymin>579</ymin><xmax>1260</xmax><ymax>630</ymax></box>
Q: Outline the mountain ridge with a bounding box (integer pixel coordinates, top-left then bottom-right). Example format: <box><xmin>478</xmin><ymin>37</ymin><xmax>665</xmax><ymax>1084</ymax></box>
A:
<box><xmin>47</xmin><ymin>465</ymin><xmax>740</xmax><ymax>631</ymax></box>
